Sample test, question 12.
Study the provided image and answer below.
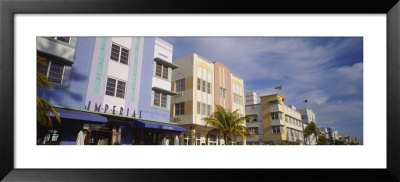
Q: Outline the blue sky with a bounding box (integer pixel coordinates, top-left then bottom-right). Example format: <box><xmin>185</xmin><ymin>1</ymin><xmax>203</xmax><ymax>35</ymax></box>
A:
<box><xmin>162</xmin><ymin>37</ymin><xmax>363</xmax><ymax>141</ymax></box>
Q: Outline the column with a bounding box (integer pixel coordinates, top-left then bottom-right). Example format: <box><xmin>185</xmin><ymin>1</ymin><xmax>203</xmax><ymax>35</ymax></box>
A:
<box><xmin>190</xmin><ymin>127</ymin><xmax>196</xmax><ymax>145</ymax></box>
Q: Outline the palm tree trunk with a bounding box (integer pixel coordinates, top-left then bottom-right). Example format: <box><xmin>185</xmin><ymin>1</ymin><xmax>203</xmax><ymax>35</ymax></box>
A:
<box><xmin>224</xmin><ymin>134</ymin><xmax>228</xmax><ymax>145</ymax></box>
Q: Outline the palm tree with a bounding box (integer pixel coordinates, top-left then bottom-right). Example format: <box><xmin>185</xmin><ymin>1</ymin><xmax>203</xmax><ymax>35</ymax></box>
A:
<box><xmin>37</xmin><ymin>55</ymin><xmax>61</xmax><ymax>128</ymax></box>
<box><xmin>303</xmin><ymin>122</ymin><xmax>319</xmax><ymax>145</ymax></box>
<box><xmin>317</xmin><ymin>135</ymin><xmax>329</xmax><ymax>145</ymax></box>
<box><xmin>202</xmin><ymin>105</ymin><xmax>257</xmax><ymax>145</ymax></box>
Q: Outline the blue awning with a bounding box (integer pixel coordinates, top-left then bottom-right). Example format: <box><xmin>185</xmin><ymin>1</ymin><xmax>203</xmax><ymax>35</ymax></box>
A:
<box><xmin>51</xmin><ymin>108</ymin><xmax>107</xmax><ymax>123</ymax></box>
<box><xmin>133</xmin><ymin>119</ymin><xmax>185</xmax><ymax>132</ymax></box>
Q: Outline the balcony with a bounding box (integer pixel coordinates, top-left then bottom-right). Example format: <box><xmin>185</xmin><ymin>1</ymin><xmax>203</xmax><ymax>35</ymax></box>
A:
<box><xmin>36</xmin><ymin>37</ymin><xmax>75</xmax><ymax>63</ymax></box>
<box><xmin>269</xmin><ymin>103</ymin><xmax>283</xmax><ymax>112</ymax></box>
<box><xmin>286</xmin><ymin>122</ymin><xmax>303</xmax><ymax>131</ymax></box>
<box><xmin>270</xmin><ymin>118</ymin><xmax>284</xmax><ymax>126</ymax></box>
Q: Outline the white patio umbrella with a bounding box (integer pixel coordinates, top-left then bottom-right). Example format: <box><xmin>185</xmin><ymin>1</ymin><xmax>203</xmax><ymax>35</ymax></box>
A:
<box><xmin>75</xmin><ymin>130</ymin><xmax>86</xmax><ymax>145</ymax></box>
<box><xmin>162</xmin><ymin>137</ymin><xmax>166</xmax><ymax>145</ymax></box>
<box><xmin>174</xmin><ymin>135</ymin><xmax>179</xmax><ymax>145</ymax></box>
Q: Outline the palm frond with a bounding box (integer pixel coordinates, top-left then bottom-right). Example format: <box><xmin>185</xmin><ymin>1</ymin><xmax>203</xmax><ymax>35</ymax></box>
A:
<box><xmin>37</xmin><ymin>97</ymin><xmax>61</xmax><ymax>128</ymax></box>
<box><xmin>203</xmin><ymin>117</ymin><xmax>225</xmax><ymax>129</ymax></box>
<box><xmin>202</xmin><ymin>104</ymin><xmax>256</xmax><ymax>145</ymax></box>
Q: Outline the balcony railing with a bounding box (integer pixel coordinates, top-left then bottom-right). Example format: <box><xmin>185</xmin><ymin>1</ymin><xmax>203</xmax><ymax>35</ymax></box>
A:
<box><xmin>269</xmin><ymin>103</ymin><xmax>283</xmax><ymax>112</ymax></box>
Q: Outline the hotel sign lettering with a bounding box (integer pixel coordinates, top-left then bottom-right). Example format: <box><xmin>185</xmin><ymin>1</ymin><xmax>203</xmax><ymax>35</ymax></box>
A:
<box><xmin>86</xmin><ymin>101</ymin><xmax>139</xmax><ymax>118</ymax></box>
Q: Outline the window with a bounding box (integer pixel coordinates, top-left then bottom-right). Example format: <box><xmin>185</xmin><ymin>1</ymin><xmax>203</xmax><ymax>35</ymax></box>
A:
<box><xmin>105</xmin><ymin>77</ymin><xmax>126</xmax><ymax>98</ymax></box>
<box><xmin>110</xmin><ymin>43</ymin><xmax>129</xmax><ymax>65</ymax></box>
<box><xmin>162</xmin><ymin>66</ymin><xmax>169</xmax><ymax>79</ymax></box>
<box><xmin>38</xmin><ymin>58</ymin><xmax>71</xmax><ymax>86</ymax></box>
<box><xmin>161</xmin><ymin>93</ymin><xmax>167</xmax><ymax>107</ymax></box>
<box><xmin>51</xmin><ymin>37</ymin><xmax>70</xmax><ymax>44</ymax></box>
<box><xmin>202</xmin><ymin>80</ymin><xmax>206</xmax><ymax>92</ymax></box>
<box><xmin>220</xmin><ymin>88</ymin><xmax>226</xmax><ymax>99</ymax></box>
<box><xmin>155</xmin><ymin>63</ymin><xmax>169</xmax><ymax>79</ymax></box>
<box><xmin>301</xmin><ymin>115</ymin><xmax>307</xmax><ymax>120</ymax></box>
<box><xmin>175</xmin><ymin>103</ymin><xmax>184</xmax><ymax>115</ymax></box>
<box><xmin>234</xmin><ymin>94</ymin><xmax>242</xmax><ymax>104</ymax></box>
<box><xmin>269</xmin><ymin>100</ymin><xmax>279</xmax><ymax>104</ymax></box>
<box><xmin>154</xmin><ymin>92</ymin><xmax>161</xmax><ymax>106</ymax></box>
<box><xmin>156</xmin><ymin>63</ymin><xmax>162</xmax><ymax>77</ymax></box>
<box><xmin>120</xmin><ymin>48</ymin><xmax>129</xmax><ymax>65</ymax></box>
<box><xmin>153</xmin><ymin>91</ymin><xmax>168</xmax><ymax>108</ymax></box>
<box><xmin>271</xmin><ymin>112</ymin><xmax>281</xmax><ymax>120</ymax></box>
<box><xmin>207</xmin><ymin>82</ymin><xmax>211</xmax><ymax>94</ymax></box>
<box><xmin>105</xmin><ymin>78</ymin><xmax>116</xmax><ymax>96</ymax></box>
<box><xmin>201</xmin><ymin>103</ymin><xmax>206</xmax><ymax>115</ymax></box>
<box><xmin>249</xmin><ymin>127</ymin><xmax>259</xmax><ymax>135</ymax></box>
<box><xmin>47</xmin><ymin>61</ymin><xmax>64</xmax><ymax>84</ymax></box>
<box><xmin>197</xmin><ymin>78</ymin><xmax>201</xmax><ymax>91</ymax></box>
<box><xmin>207</xmin><ymin>105</ymin><xmax>211</xmax><ymax>116</ymax></box>
<box><xmin>247</xmin><ymin>114</ymin><xmax>258</xmax><ymax>122</ymax></box>
<box><xmin>272</xmin><ymin>126</ymin><xmax>282</xmax><ymax>134</ymax></box>
<box><xmin>116</xmin><ymin>80</ymin><xmax>126</xmax><ymax>98</ymax></box>
<box><xmin>175</xmin><ymin>79</ymin><xmax>185</xmax><ymax>92</ymax></box>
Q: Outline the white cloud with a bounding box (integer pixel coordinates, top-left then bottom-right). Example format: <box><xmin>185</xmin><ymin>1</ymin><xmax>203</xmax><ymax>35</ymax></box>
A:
<box><xmin>169</xmin><ymin>37</ymin><xmax>363</xmax><ymax>140</ymax></box>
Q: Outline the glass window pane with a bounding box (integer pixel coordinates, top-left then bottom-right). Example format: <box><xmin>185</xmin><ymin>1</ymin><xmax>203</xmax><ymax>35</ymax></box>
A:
<box><xmin>197</xmin><ymin>79</ymin><xmax>201</xmax><ymax>90</ymax></box>
<box><xmin>120</xmin><ymin>48</ymin><xmax>129</xmax><ymax>65</ymax></box>
<box><xmin>175</xmin><ymin>104</ymin><xmax>180</xmax><ymax>115</ymax></box>
<box><xmin>161</xmin><ymin>93</ymin><xmax>167</xmax><ymax>108</ymax></box>
<box><xmin>106</xmin><ymin>78</ymin><xmax>116</xmax><ymax>96</ymax></box>
<box><xmin>162</xmin><ymin>66</ymin><xmax>168</xmax><ymax>79</ymax></box>
<box><xmin>176</xmin><ymin>80</ymin><xmax>181</xmax><ymax>92</ymax></box>
<box><xmin>202</xmin><ymin>80</ymin><xmax>206</xmax><ymax>92</ymax></box>
<box><xmin>154</xmin><ymin>92</ymin><xmax>161</xmax><ymax>106</ymax></box>
<box><xmin>116</xmin><ymin>80</ymin><xmax>126</xmax><ymax>98</ymax></box>
<box><xmin>110</xmin><ymin>44</ymin><xmax>120</xmax><ymax>61</ymax></box>
<box><xmin>180</xmin><ymin>103</ymin><xmax>184</xmax><ymax>115</ymax></box>
<box><xmin>156</xmin><ymin>63</ymin><xmax>162</xmax><ymax>77</ymax></box>
<box><xmin>48</xmin><ymin>62</ymin><xmax>64</xmax><ymax>84</ymax></box>
<box><xmin>176</xmin><ymin>79</ymin><xmax>185</xmax><ymax>92</ymax></box>
<box><xmin>181</xmin><ymin>79</ymin><xmax>185</xmax><ymax>91</ymax></box>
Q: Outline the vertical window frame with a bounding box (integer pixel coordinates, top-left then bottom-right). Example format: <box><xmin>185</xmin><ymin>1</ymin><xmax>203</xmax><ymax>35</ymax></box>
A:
<box><xmin>110</xmin><ymin>42</ymin><xmax>130</xmax><ymax>65</ymax></box>
<box><xmin>39</xmin><ymin>59</ymin><xmax>66</xmax><ymax>86</ymax></box>
<box><xmin>176</xmin><ymin>79</ymin><xmax>185</xmax><ymax>92</ymax></box>
<box><xmin>105</xmin><ymin>77</ymin><xmax>126</xmax><ymax>99</ymax></box>
<box><xmin>175</xmin><ymin>103</ymin><xmax>185</xmax><ymax>116</ymax></box>
<box><xmin>197</xmin><ymin>78</ymin><xmax>201</xmax><ymax>91</ymax></box>
<box><xmin>202</xmin><ymin>80</ymin><xmax>206</xmax><ymax>92</ymax></box>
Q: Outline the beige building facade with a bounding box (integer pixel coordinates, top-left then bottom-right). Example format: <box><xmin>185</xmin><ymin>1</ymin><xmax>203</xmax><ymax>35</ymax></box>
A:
<box><xmin>244</xmin><ymin>93</ymin><xmax>304</xmax><ymax>144</ymax></box>
<box><xmin>170</xmin><ymin>53</ymin><xmax>245</xmax><ymax>145</ymax></box>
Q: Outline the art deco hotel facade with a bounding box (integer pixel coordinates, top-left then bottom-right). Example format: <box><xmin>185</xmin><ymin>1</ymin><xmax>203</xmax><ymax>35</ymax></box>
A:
<box><xmin>170</xmin><ymin>53</ymin><xmax>245</xmax><ymax>145</ymax></box>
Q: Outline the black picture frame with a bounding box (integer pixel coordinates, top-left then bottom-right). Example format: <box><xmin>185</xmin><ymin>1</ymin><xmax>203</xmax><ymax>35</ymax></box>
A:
<box><xmin>1</xmin><ymin>0</ymin><xmax>399</xmax><ymax>181</ymax></box>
